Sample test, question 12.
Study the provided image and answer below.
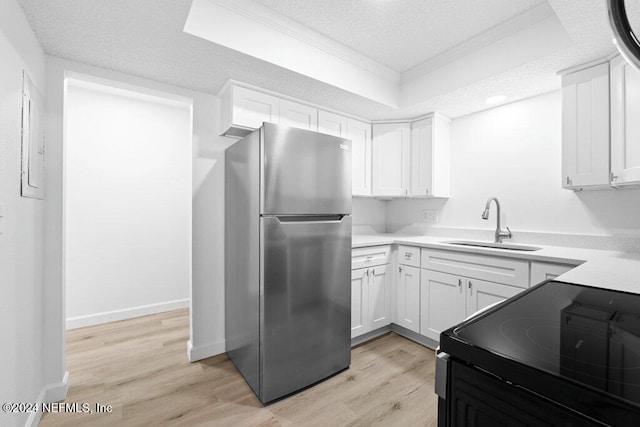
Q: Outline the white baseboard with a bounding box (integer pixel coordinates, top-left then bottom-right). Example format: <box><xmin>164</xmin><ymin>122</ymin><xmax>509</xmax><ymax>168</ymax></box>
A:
<box><xmin>66</xmin><ymin>299</ymin><xmax>190</xmax><ymax>329</ymax></box>
<box><xmin>187</xmin><ymin>339</ymin><xmax>225</xmax><ymax>362</ymax></box>
<box><xmin>25</xmin><ymin>371</ymin><xmax>69</xmax><ymax>427</ymax></box>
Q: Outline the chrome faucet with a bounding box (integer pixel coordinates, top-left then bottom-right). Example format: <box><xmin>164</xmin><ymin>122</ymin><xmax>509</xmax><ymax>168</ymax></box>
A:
<box><xmin>482</xmin><ymin>197</ymin><xmax>512</xmax><ymax>243</ymax></box>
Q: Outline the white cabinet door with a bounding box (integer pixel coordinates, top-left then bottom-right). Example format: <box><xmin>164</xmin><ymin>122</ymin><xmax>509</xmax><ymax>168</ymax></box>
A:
<box><xmin>279</xmin><ymin>99</ymin><xmax>318</xmax><ymax>131</ymax></box>
<box><xmin>318</xmin><ymin>110</ymin><xmax>348</xmax><ymax>137</ymax></box>
<box><xmin>225</xmin><ymin>85</ymin><xmax>280</xmax><ymax>134</ymax></box>
<box><xmin>368</xmin><ymin>265</ymin><xmax>391</xmax><ymax>330</ymax></box>
<box><xmin>348</xmin><ymin>118</ymin><xmax>372</xmax><ymax>197</ymax></box>
<box><xmin>372</xmin><ymin>123</ymin><xmax>410</xmax><ymax>197</ymax></box>
<box><xmin>410</xmin><ymin>116</ymin><xmax>450</xmax><ymax>198</ymax></box>
<box><xmin>420</xmin><ymin>270</ymin><xmax>465</xmax><ymax>342</ymax></box>
<box><xmin>611</xmin><ymin>55</ymin><xmax>640</xmax><ymax>186</ymax></box>
<box><xmin>396</xmin><ymin>265</ymin><xmax>420</xmax><ymax>333</ymax></box>
<box><xmin>530</xmin><ymin>262</ymin><xmax>574</xmax><ymax>286</ymax></box>
<box><xmin>465</xmin><ymin>278</ymin><xmax>522</xmax><ymax>318</ymax></box>
<box><xmin>351</xmin><ymin>268</ymin><xmax>368</xmax><ymax>339</ymax></box>
<box><xmin>561</xmin><ymin>63</ymin><xmax>610</xmax><ymax>189</ymax></box>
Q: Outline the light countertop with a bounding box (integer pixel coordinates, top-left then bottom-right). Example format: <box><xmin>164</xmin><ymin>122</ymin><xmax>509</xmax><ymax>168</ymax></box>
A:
<box><xmin>352</xmin><ymin>233</ymin><xmax>640</xmax><ymax>294</ymax></box>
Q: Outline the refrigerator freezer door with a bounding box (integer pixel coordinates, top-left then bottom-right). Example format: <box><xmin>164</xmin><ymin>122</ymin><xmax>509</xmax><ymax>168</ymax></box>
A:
<box><xmin>260</xmin><ymin>214</ymin><xmax>352</xmax><ymax>402</ymax></box>
<box><xmin>261</xmin><ymin>123</ymin><xmax>352</xmax><ymax>215</ymax></box>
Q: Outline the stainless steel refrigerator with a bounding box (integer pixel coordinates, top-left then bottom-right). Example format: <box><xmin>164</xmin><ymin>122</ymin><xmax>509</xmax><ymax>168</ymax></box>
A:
<box><xmin>225</xmin><ymin>123</ymin><xmax>352</xmax><ymax>404</ymax></box>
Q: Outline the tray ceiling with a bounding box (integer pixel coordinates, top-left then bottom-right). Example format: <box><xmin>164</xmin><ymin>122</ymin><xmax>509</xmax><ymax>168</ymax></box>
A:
<box><xmin>17</xmin><ymin>0</ymin><xmax>622</xmax><ymax>120</ymax></box>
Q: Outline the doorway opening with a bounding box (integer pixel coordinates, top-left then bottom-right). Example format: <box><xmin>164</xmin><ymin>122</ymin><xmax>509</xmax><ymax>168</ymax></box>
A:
<box><xmin>63</xmin><ymin>75</ymin><xmax>192</xmax><ymax>330</ymax></box>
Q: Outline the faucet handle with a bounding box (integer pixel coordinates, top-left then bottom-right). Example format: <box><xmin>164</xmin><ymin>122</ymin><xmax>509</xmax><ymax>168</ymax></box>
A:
<box><xmin>506</xmin><ymin>226</ymin><xmax>512</xmax><ymax>239</ymax></box>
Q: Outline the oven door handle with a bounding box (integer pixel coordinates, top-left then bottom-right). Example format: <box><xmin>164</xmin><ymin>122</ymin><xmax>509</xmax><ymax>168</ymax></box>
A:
<box><xmin>435</xmin><ymin>350</ymin><xmax>450</xmax><ymax>399</ymax></box>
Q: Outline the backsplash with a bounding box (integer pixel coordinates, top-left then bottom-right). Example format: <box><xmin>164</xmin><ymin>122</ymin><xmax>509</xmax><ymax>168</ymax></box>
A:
<box><xmin>352</xmin><ymin>198</ymin><xmax>386</xmax><ymax>233</ymax></box>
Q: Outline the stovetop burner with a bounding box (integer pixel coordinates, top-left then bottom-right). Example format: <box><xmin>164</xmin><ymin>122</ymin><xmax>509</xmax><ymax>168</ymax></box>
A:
<box><xmin>451</xmin><ymin>281</ymin><xmax>640</xmax><ymax>406</ymax></box>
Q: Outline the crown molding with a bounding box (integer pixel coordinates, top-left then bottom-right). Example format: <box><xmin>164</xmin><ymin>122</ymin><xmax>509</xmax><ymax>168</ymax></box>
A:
<box><xmin>207</xmin><ymin>0</ymin><xmax>401</xmax><ymax>84</ymax></box>
<box><xmin>402</xmin><ymin>2</ymin><xmax>557</xmax><ymax>83</ymax></box>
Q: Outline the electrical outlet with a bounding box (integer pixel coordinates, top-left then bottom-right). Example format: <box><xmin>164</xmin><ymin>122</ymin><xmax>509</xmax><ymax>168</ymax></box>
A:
<box><xmin>422</xmin><ymin>209</ymin><xmax>438</xmax><ymax>223</ymax></box>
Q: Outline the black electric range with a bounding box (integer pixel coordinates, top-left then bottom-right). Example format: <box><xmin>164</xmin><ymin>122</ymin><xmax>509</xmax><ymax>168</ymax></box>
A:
<box><xmin>438</xmin><ymin>280</ymin><xmax>640</xmax><ymax>426</ymax></box>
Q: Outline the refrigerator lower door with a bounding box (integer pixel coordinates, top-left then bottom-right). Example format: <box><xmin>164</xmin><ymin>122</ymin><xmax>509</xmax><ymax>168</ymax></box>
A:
<box><xmin>261</xmin><ymin>123</ymin><xmax>351</xmax><ymax>215</ymax></box>
<box><xmin>260</xmin><ymin>214</ymin><xmax>352</xmax><ymax>402</ymax></box>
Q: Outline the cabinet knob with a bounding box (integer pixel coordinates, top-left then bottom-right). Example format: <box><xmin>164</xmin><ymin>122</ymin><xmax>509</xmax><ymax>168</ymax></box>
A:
<box><xmin>426</xmin><ymin>188</ymin><xmax>430</xmax><ymax>195</ymax></box>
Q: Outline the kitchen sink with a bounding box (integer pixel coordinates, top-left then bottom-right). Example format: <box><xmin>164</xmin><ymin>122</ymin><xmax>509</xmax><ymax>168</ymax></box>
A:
<box><xmin>442</xmin><ymin>240</ymin><xmax>542</xmax><ymax>251</ymax></box>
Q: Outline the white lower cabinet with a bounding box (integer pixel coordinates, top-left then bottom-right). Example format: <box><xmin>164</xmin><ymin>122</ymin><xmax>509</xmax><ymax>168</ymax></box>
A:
<box><xmin>465</xmin><ymin>278</ymin><xmax>522</xmax><ymax>317</ymax></box>
<box><xmin>420</xmin><ymin>270</ymin><xmax>522</xmax><ymax>342</ymax></box>
<box><xmin>395</xmin><ymin>265</ymin><xmax>421</xmax><ymax>333</ymax></box>
<box><xmin>530</xmin><ymin>262</ymin><xmax>574</xmax><ymax>286</ymax></box>
<box><xmin>351</xmin><ymin>265</ymin><xmax>390</xmax><ymax>339</ymax></box>
<box><xmin>420</xmin><ymin>270</ymin><xmax>466</xmax><ymax>341</ymax></box>
<box><xmin>369</xmin><ymin>265</ymin><xmax>391</xmax><ymax>331</ymax></box>
<box><xmin>351</xmin><ymin>268</ymin><xmax>368</xmax><ymax>338</ymax></box>
<box><xmin>354</xmin><ymin>244</ymin><xmax>577</xmax><ymax>346</ymax></box>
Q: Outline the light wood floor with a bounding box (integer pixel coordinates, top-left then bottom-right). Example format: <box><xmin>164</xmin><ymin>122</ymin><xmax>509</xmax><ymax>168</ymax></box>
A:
<box><xmin>41</xmin><ymin>309</ymin><xmax>438</xmax><ymax>426</ymax></box>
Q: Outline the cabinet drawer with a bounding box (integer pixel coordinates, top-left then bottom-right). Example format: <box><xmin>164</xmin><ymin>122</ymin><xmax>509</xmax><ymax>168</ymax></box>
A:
<box><xmin>421</xmin><ymin>249</ymin><xmax>530</xmax><ymax>288</ymax></box>
<box><xmin>398</xmin><ymin>245</ymin><xmax>420</xmax><ymax>267</ymax></box>
<box><xmin>352</xmin><ymin>245</ymin><xmax>390</xmax><ymax>269</ymax></box>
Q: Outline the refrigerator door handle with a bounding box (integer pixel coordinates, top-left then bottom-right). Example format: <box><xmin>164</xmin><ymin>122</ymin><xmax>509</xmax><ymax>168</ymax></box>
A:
<box><xmin>272</xmin><ymin>214</ymin><xmax>347</xmax><ymax>224</ymax></box>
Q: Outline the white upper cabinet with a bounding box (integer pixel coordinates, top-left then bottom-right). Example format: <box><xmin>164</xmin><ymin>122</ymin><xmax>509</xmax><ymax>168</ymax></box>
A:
<box><xmin>372</xmin><ymin>123</ymin><xmax>411</xmax><ymax>197</ymax></box>
<box><xmin>611</xmin><ymin>55</ymin><xmax>640</xmax><ymax>186</ymax></box>
<box><xmin>410</xmin><ymin>115</ymin><xmax>451</xmax><ymax>198</ymax></box>
<box><xmin>318</xmin><ymin>110</ymin><xmax>348</xmax><ymax>137</ymax></box>
<box><xmin>279</xmin><ymin>99</ymin><xmax>318</xmax><ymax>132</ymax></box>
<box><xmin>561</xmin><ymin>62</ymin><xmax>611</xmax><ymax>190</ymax></box>
<box><xmin>220</xmin><ymin>84</ymin><xmax>280</xmax><ymax>137</ymax></box>
<box><xmin>348</xmin><ymin>118</ymin><xmax>372</xmax><ymax>197</ymax></box>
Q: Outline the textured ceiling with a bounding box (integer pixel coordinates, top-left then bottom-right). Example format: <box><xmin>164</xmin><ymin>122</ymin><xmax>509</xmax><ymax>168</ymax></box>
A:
<box><xmin>16</xmin><ymin>0</ymin><xmax>399</xmax><ymax>119</ymax></box>
<box><xmin>252</xmin><ymin>0</ymin><xmax>545</xmax><ymax>72</ymax></box>
<box><xmin>16</xmin><ymin>0</ymin><xmax>627</xmax><ymax>120</ymax></box>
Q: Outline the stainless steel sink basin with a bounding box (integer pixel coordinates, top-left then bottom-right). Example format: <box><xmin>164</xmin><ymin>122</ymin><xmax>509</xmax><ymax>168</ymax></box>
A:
<box><xmin>442</xmin><ymin>240</ymin><xmax>542</xmax><ymax>252</ymax></box>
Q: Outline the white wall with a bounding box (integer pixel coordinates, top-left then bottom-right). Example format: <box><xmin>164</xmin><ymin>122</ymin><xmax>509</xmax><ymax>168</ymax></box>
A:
<box><xmin>352</xmin><ymin>198</ymin><xmax>386</xmax><ymax>234</ymax></box>
<box><xmin>387</xmin><ymin>91</ymin><xmax>640</xmax><ymax>240</ymax></box>
<box><xmin>65</xmin><ymin>80</ymin><xmax>192</xmax><ymax>328</ymax></box>
<box><xmin>45</xmin><ymin>57</ymin><xmax>232</xmax><ymax>382</ymax></box>
<box><xmin>0</xmin><ymin>1</ymin><xmax>47</xmax><ymax>426</ymax></box>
